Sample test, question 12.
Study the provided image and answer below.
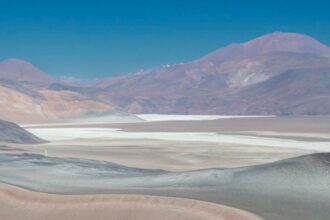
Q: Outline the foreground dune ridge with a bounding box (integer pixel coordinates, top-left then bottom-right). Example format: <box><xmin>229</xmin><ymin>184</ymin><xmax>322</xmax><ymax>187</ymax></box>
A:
<box><xmin>0</xmin><ymin>183</ymin><xmax>262</xmax><ymax>220</ymax></box>
<box><xmin>1</xmin><ymin>153</ymin><xmax>330</xmax><ymax>220</ymax></box>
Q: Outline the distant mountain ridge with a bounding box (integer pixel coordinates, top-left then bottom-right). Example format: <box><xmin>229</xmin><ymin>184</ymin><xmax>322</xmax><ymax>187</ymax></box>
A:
<box><xmin>0</xmin><ymin>59</ymin><xmax>55</xmax><ymax>86</ymax></box>
<box><xmin>201</xmin><ymin>32</ymin><xmax>330</xmax><ymax>61</ymax></box>
<box><xmin>94</xmin><ymin>32</ymin><xmax>330</xmax><ymax>115</ymax></box>
<box><xmin>2</xmin><ymin>31</ymin><xmax>330</xmax><ymax>118</ymax></box>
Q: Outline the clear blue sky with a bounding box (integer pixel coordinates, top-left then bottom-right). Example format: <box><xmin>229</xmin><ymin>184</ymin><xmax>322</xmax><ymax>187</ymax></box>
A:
<box><xmin>0</xmin><ymin>0</ymin><xmax>329</xmax><ymax>78</ymax></box>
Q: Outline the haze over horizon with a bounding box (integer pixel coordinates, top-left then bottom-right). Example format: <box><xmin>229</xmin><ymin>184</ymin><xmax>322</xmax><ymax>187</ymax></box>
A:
<box><xmin>1</xmin><ymin>0</ymin><xmax>330</xmax><ymax>78</ymax></box>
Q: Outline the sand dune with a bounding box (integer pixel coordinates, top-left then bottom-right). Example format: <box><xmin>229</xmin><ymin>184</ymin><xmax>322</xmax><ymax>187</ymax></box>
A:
<box><xmin>3</xmin><ymin>117</ymin><xmax>330</xmax><ymax>220</ymax></box>
<box><xmin>0</xmin><ymin>183</ymin><xmax>261</xmax><ymax>220</ymax></box>
<box><xmin>1</xmin><ymin>153</ymin><xmax>330</xmax><ymax>220</ymax></box>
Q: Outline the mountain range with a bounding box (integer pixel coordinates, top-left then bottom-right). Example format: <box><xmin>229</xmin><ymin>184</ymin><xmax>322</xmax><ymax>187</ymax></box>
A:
<box><xmin>1</xmin><ymin>32</ymin><xmax>330</xmax><ymax>122</ymax></box>
<box><xmin>96</xmin><ymin>32</ymin><xmax>330</xmax><ymax>115</ymax></box>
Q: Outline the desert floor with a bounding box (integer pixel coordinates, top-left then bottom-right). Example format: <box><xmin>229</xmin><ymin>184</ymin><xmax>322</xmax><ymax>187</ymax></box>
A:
<box><xmin>1</xmin><ymin>115</ymin><xmax>330</xmax><ymax>220</ymax></box>
<box><xmin>11</xmin><ymin>116</ymin><xmax>330</xmax><ymax>171</ymax></box>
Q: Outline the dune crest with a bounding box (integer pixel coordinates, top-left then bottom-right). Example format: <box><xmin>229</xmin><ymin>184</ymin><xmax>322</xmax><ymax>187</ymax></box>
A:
<box><xmin>0</xmin><ymin>184</ymin><xmax>262</xmax><ymax>220</ymax></box>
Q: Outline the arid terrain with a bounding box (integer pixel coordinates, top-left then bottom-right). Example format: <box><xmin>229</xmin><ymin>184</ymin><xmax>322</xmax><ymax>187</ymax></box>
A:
<box><xmin>14</xmin><ymin>116</ymin><xmax>330</xmax><ymax>170</ymax></box>
<box><xmin>0</xmin><ymin>30</ymin><xmax>329</xmax><ymax>220</ymax></box>
<box><xmin>0</xmin><ymin>115</ymin><xmax>330</xmax><ymax>220</ymax></box>
<box><xmin>1</xmin><ymin>32</ymin><xmax>330</xmax><ymax>124</ymax></box>
<box><xmin>1</xmin><ymin>0</ymin><xmax>330</xmax><ymax>218</ymax></box>
<box><xmin>0</xmin><ymin>183</ymin><xmax>262</xmax><ymax>220</ymax></box>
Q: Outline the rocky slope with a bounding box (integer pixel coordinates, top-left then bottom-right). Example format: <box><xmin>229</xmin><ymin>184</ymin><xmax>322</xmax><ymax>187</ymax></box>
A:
<box><xmin>0</xmin><ymin>59</ymin><xmax>128</xmax><ymax>123</ymax></box>
<box><xmin>96</xmin><ymin>32</ymin><xmax>330</xmax><ymax>115</ymax></box>
<box><xmin>3</xmin><ymin>32</ymin><xmax>330</xmax><ymax>117</ymax></box>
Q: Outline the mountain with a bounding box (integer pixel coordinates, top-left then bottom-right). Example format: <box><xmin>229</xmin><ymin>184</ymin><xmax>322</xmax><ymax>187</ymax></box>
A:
<box><xmin>0</xmin><ymin>84</ymin><xmax>119</xmax><ymax>123</ymax></box>
<box><xmin>96</xmin><ymin>32</ymin><xmax>330</xmax><ymax>115</ymax></box>
<box><xmin>3</xmin><ymin>32</ymin><xmax>329</xmax><ymax>118</ymax></box>
<box><xmin>0</xmin><ymin>120</ymin><xmax>45</xmax><ymax>144</ymax></box>
<box><xmin>0</xmin><ymin>59</ymin><xmax>55</xmax><ymax>86</ymax></box>
<box><xmin>201</xmin><ymin>32</ymin><xmax>330</xmax><ymax>61</ymax></box>
<box><xmin>0</xmin><ymin>59</ymin><xmax>134</xmax><ymax>123</ymax></box>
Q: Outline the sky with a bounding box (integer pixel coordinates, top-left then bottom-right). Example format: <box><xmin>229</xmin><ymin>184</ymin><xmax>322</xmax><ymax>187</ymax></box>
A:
<box><xmin>0</xmin><ymin>0</ymin><xmax>329</xmax><ymax>78</ymax></box>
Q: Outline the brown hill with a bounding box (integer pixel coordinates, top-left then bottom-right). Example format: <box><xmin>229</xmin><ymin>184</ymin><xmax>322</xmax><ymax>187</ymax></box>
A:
<box><xmin>0</xmin><ymin>59</ymin><xmax>55</xmax><ymax>86</ymax></box>
<box><xmin>0</xmin><ymin>59</ymin><xmax>118</xmax><ymax>123</ymax></box>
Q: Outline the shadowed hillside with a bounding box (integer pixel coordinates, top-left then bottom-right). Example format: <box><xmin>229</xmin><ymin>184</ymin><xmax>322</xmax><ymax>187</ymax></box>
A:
<box><xmin>0</xmin><ymin>120</ymin><xmax>45</xmax><ymax>144</ymax></box>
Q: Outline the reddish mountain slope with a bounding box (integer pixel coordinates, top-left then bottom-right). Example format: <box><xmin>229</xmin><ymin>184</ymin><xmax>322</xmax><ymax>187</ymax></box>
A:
<box><xmin>0</xmin><ymin>59</ymin><xmax>118</xmax><ymax>123</ymax></box>
<box><xmin>96</xmin><ymin>32</ymin><xmax>330</xmax><ymax>115</ymax></box>
<box><xmin>0</xmin><ymin>59</ymin><xmax>55</xmax><ymax>86</ymax></box>
<box><xmin>201</xmin><ymin>32</ymin><xmax>330</xmax><ymax>61</ymax></box>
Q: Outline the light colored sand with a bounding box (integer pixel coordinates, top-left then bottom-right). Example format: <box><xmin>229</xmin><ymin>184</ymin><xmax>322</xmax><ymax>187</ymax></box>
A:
<box><xmin>0</xmin><ymin>183</ymin><xmax>262</xmax><ymax>220</ymax></box>
<box><xmin>26</xmin><ymin>127</ymin><xmax>330</xmax><ymax>151</ymax></box>
<box><xmin>10</xmin><ymin>116</ymin><xmax>328</xmax><ymax>171</ymax></box>
<box><xmin>7</xmin><ymin>138</ymin><xmax>301</xmax><ymax>171</ymax></box>
<box><xmin>137</xmin><ymin>114</ymin><xmax>272</xmax><ymax>122</ymax></box>
<box><xmin>20</xmin><ymin>114</ymin><xmax>144</xmax><ymax>128</ymax></box>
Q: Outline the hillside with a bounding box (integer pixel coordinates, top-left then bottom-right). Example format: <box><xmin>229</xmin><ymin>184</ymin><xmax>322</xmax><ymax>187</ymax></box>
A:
<box><xmin>0</xmin><ymin>59</ymin><xmax>132</xmax><ymax>123</ymax></box>
<box><xmin>0</xmin><ymin>120</ymin><xmax>44</xmax><ymax>144</ymax></box>
<box><xmin>95</xmin><ymin>32</ymin><xmax>330</xmax><ymax>115</ymax></box>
